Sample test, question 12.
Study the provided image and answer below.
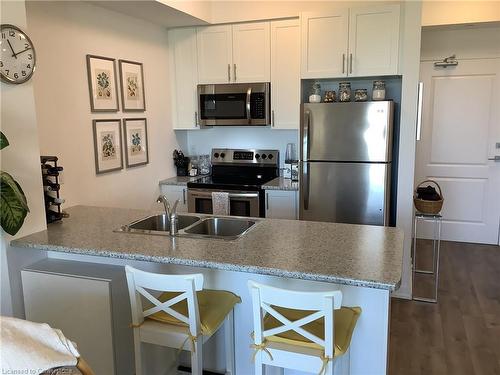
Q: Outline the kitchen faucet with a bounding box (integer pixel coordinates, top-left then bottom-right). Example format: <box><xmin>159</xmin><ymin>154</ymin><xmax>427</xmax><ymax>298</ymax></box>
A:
<box><xmin>156</xmin><ymin>195</ymin><xmax>180</xmax><ymax>236</ymax></box>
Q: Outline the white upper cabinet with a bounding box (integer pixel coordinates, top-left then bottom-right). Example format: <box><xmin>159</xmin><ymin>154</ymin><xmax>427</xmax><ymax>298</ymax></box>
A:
<box><xmin>301</xmin><ymin>11</ymin><xmax>349</xmax><ymax>79</ymax></box>
<box><xmin>271</xmin><ymin>19</ymin><xmax>300</xmax><ymax>129</ymax></box>
<box><xmin>348</xmin><ymin>5</ymin><xmax>400</xmax><ymax>77</ymax></box>
<box><xmin>169</xmin><ymin>28</ymin><xmax>199</xmax><ymax>129</ymax></box>
<box><xmin>232</xmin><ymin>22</ymin><xmax>270</xmax><ymax>82</ymax></box>
<box><xmin>301</xmin><ymin>4</ymin><xmax>400</xmax><ymax>78</ymax></box>
<box><xmin>197</xmin><ymin>22</ymin><xmax>270</xmax><ymax>84</ymax></box>
<box><xmin>196</xmin><ymin>25</ymin><xmax>233</xmax><ymax>84</ymax></box>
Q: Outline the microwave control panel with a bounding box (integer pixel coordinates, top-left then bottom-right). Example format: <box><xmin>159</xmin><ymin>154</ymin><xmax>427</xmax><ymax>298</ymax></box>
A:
<box><xmin>250</xmin><ymin>93</ymin><xmax>266</xmax><ymax>119</ymax></box>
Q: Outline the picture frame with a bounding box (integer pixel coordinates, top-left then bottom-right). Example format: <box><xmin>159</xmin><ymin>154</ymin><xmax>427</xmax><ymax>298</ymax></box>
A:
<box><xmin>119</xmin><ymin>60</ymin><xmax>146</xmax><ymax>112</ymax></box>
<box><xmin>123</xmin><ymin>118</ymin><xmax>149</xmax><ymax>168</ymax></box>
<box><xmin>92</xmin><ymin>119</ymin><xmax>123</xmax><ymax>174</ymax></box>
<box><xmin>86</xmin><ymin>55</ymin><xmax>119</xmax><ymax>112</ymax></box>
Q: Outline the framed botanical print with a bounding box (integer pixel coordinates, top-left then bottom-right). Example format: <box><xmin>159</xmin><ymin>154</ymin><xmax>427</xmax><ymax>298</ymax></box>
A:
<box><xmin>92</xmin><ymin>119</ymin><xmax>123</xmax><ymax>174</ymax></box>
<box><xmin>86</xmin><ymin>55</ymin><xmax>119</xmax><ymax>112</ymax></box>
<box><xmin>123</xmin><ymin>118</ymin><xmax>149</xmax><ymax>168</ymax></box>
<box><xmin>119</xmin><ymin>60</ymin><xmax>146</xmax><ymax>112</ymax></box>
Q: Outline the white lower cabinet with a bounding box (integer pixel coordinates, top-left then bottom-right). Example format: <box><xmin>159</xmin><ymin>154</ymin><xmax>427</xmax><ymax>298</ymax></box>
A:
<box><xmin>160</xmin><ymin>184</ymin><xmax>188</xmax><ymax>213</ymax></box>
<box><xmin>21</xmin><ymin>259</ymin><xmax>134</xmax><ymax>375</ymax></box>
<box><xmin>265</xmin><ymin>190</ymin><xmax>297</xmax><ymax>219</ymax></box>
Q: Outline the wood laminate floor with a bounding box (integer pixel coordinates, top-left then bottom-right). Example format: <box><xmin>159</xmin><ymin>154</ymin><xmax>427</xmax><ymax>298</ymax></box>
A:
<box><xmin>389</xmin><ymin>240</ymin><xmax>500</xmax><ymax>375</ymax></box>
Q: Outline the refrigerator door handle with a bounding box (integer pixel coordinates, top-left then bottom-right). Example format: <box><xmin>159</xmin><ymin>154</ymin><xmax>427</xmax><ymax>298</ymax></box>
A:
<box><xmin>303</xmin><ymin>162</ymin><xmax>310</xmax><ymax>210</ymax></box>
<box><xmin>303</xmin><ymin>109</ymin><xmax>310</xmax><ymax>161</ymax></box>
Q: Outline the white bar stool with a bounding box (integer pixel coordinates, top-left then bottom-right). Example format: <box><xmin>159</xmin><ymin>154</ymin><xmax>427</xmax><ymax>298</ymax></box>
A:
<box><xmin>125</xmin><ymin>266</ymin><xmax>240</xmax><ymax>375</ymax></box>
<box><xmin>248</xmin><ymin>281</ymin><xmax>361</xmax><ymax>375</ymax></box>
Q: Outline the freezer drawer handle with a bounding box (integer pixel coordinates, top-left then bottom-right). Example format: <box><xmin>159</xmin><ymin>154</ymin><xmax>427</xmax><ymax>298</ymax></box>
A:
<box><xmin>303</xmin><ymin>162</ymin><xmax>310</xmax><ymax>210</ymax></box>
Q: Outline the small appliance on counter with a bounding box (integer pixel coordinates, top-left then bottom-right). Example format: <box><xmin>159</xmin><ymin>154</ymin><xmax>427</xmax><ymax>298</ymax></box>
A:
<box><xmin>41</xmin><ymin>156</ymin><xmax>66</xmax><ymax>224</ymax></box>
<box><xmin>187</xmin><ymin>148</ymin><xmax>279</xmax><ymax>217</ymax></box>
<box><xmin>284</xmin><ymin>143</ymin><xmax>298</xmax><ymax>181</ymax></box>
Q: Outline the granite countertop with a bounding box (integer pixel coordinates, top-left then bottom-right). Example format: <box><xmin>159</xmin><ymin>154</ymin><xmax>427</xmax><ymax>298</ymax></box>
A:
<box><xmin>262</xmin><ymin>177</ymin><xmax>299</xmax><ymax>191</ymax></box>
<box><xmin>159</xmin><ymin>176</ymin><xmax>200</xmax><ymax>186</ymax></box>
<box><xmin>11</xmin><ymin>206</ymin><xmax>404</xmax><ymax>290</ymax></box>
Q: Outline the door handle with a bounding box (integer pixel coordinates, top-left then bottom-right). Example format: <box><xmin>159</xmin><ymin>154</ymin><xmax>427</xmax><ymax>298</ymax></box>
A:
<box><xmin>227</xmin><ymin>64</ymin><xmax>231</xmax><ymax>82</ymax></box>
<box><xmin>416</xmin><ymin>82</ymin><xmax>424</xmax><ymax>141</ymax></box>
<box><xmin>342</xmin><ymin>53</ymin><xmax>345</xmax><ymax>74</ymax></box>
<box><xmin>246</xmin><ymin>87</ymin><xmax>252</xmax><ymax>123</ymax></box>
<box><xmin>183</xmin><ymin>189</ymin><xmax>186</xmax><ymax>204</ymax></box>
<box><xmin>195</xmin><ymin>111</ymin><xmax>199</xmax><ymax>127</ymax></box>
<box><xmin>233</xmin><ymin>64</ymin><xmax>237</xmax><ymax>82</ymax></box>
<box><xmin>349</xmin><ymin>53</ymin><xmax>353</xmax><ymax>74</ymax></box>
<box><xmin>266</xmin><ymin>192</ymin><xmax>269</xmax><ymax>210</ymax></box>
<box><xmin>271</xmin><ymin>110</ymin><xmax>275</xmax><ymax>127</ymax></box>
<box><xmin>302</xmin><ymin>110</ymin><xmax>310</xmax><ymax>161</ymax></box>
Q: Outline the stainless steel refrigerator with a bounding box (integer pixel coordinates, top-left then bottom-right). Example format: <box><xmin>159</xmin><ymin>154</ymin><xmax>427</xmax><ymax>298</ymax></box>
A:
<box><xmin>300</xmin><ymin>101</ymin><xmax>394</xmax><ymax>226</ymax></box>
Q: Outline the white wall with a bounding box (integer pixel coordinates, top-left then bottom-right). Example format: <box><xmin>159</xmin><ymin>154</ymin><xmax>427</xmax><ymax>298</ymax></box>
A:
<box><xmin>1</xmin><ymin>1</ymin><xmax>47</xmax><ymax>316</ymax></box>
<box><xmin>421</xmin><ymin>24</ymin><xmax>500</xmax><ymax>61</ymax></box>
<box><xmin>422</xmin><ymin>1</ymin><xmax>500</xmax><ymax>27</ymax></box>
<box><xmin>184</xmin><ymin>128</ymin><xmax>298</xmax><ymax>168</ymax></box>
<box><xmin>26</xmin><ymin>1</ymin><xmax>180</xmax><ymax>210</ymax></box>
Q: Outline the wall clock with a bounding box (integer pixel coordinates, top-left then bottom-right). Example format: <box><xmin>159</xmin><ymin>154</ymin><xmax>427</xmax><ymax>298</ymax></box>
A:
<box><xmin>1</xmin><ymin>24</ymin><xmax>36</xmax><ymax>84</ymax></box>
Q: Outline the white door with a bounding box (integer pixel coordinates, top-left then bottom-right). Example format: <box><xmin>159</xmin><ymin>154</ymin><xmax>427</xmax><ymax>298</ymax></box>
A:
<box><xmin>169</xmin><ymin>28</ymin><xmax>199</xmax><ymax>129</ymax></box>
<box><xmin>415</xmin><ymin>59</ymin><xmax>500</xmax><ymax>244</ymax></box>
<box><xmin>270</xmin><ymin>19</ymin><xmax>300</xmax><ymax>129</ymax></box>
<box><xmin>196</xmin><ymin>25</ymin><xmax>232</xmax><ymax>84</ymax></box>
<box><xmin>300</xmin><ymin>11</ymin><xmax>349</xmax><ymax>79</ymax></box>
<box><xmin>348</xmin><ymin>4</ymin><xmax>400</xmax><ymax>77</ymax></box>
<box><xmin>232</xmin><ymin>22</ymin><xmax>270</xmax><ymax>83</ymax></box>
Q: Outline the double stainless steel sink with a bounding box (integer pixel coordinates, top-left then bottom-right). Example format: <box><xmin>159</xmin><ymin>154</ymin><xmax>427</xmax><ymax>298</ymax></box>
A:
<box><xmin>118</xmin><ymin>213</ymin><xmax>257</xmax><ymax>240</ymax></box>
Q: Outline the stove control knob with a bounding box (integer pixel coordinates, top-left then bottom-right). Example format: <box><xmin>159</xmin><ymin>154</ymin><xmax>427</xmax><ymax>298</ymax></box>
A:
<box><xmin>214</xmin><ymin>152</ymin><xmax>219</xmax><ymax>158</ymax></box>
<box><xmin>262</xmin><ymin>154</ymin><xmax>267</xmax><ymax>159</ymax></box>
<box><xmin>255</xmin><ymin>154</ymin><xmax>260</xmax><ymax>159</ymax></box>
<box><xmin>220</xmin><ymin>152</ymin><xmax>226</xmax><ymax>158</ymax></box>
<box><xmin>268</xmin><ymin>154</ymin><xmax>274</xmax><ymax>160</ymax></box>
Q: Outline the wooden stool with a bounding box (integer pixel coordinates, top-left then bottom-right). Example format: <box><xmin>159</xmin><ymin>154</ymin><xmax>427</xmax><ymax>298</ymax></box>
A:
<box><xmin>125</xmin><ymin>266</ymin><xmax>240</xmax><ymax>375</ymax></box>
<box><xmin>248</xmin><ymin>281</ymin><xmax>361</xmax><ymax>375</ymax></box>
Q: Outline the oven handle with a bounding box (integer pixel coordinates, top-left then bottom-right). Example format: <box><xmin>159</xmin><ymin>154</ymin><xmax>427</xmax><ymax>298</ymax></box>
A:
<box><xmin>246</xmin><ymin>87</ymin><xmax>252</xmax><ymax>123</ymax></box>
<box><xmin>189</xmin><ymin>191</ymin><xmax>259</xmax><ymax>199</ymax></box>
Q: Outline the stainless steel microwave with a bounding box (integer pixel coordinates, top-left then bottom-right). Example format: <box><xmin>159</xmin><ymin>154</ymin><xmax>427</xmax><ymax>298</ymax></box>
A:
<box><xmin>197</xmin><ymin>83</ymin><xmax>270</xmax><ymax>127</ymax></box>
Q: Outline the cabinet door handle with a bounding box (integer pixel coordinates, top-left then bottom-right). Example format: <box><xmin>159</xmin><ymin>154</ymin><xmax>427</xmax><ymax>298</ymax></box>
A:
<box><xmin>227</xmin><ymin>64</ymin><xmax>231</xmax><ymax>82</ymax></box>
<box><xmin>266</xmin><ymin>192</ymin><xmax>269</xmax><ymax>210</ymax></box>
<box><xmin>195</xmin><ymin>111</ymin><xmax>199</xmax><ymax>127</ymax></box>
<box><xmin>271</xmin><ymin>110</ymin><xmax>275</xmax><ymax>127</ymax></box>
<box><xmin>183</xmin><ymin>189</ymin><xmax>186</xmax><ymax>204</ymax></box>
<box><xmin>342</xmin><ymin>53</ymin><xmax>345</xmax><ymax>74</ymax></box>
<box><xmin>349</xmin><ymin>53</ymin><xmax>353</xmax><ymax>74</ymax></box>
<box><xmin>233</xmin><ymin>63</ymin><xmax>237</xmax><ymax>82</ymax></box>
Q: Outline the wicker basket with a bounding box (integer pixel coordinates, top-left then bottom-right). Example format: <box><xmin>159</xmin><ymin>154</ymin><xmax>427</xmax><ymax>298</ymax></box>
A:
<box><xmin>413</xmin><ymin>180</ymin><xmax>444</xmax><ymax>214</ymax></box>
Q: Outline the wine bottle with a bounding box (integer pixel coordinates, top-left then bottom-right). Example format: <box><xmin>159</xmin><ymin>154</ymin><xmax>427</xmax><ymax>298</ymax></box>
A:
<box><xmin>45</xmin><ymin>195</ymin><xmax>65</xmax><ymax>205</ymax></box>
<box><xmin>42</xmin><ymin>165</ymin><xmax>63</xmax><ymax>176</ymax></box>
<box><xmin>46</xmin><ymin>209</ymin><xmax>62</xmax><ymax>222</ymax></box>
<box><xmin>43</xmin><ymin>183</ymin><xmax>60</xmax><ymax>192</ymax></box>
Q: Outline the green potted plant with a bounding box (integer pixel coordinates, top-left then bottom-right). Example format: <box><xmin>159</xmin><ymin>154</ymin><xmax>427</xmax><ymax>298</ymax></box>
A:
<box><xmin>0</xmin><ymin>131</ymin><xmax>29</xmax><ymax>235</ymax></box>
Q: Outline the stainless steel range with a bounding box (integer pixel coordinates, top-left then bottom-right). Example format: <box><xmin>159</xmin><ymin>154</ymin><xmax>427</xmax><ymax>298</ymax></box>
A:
<box><xmin>187</xmin><ymin>148</ymin><xmax>279</xmax><ymax>218</ymax></box>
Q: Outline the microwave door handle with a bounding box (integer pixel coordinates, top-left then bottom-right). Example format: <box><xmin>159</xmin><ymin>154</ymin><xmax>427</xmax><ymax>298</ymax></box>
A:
<box><xmin>246</xmin><ymin>87</ymin><xmax>252</xmax><ymax>124</ymax></box>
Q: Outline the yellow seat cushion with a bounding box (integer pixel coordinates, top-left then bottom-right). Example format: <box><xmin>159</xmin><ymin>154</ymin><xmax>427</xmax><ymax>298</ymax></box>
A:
<box><xmin>263</xmin><ymin>306</ymin><xmax>361</xmax><ymax>357</ymax></box>
<box><xmin>146</xmin><ymin>289</ymin><xmax>241</xmax><ymax>336</ymax></box>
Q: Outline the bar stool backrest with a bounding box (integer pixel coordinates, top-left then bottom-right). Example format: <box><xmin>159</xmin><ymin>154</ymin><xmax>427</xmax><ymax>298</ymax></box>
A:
<box><xmin>248</xmin><ymin>281</ymin><xmax>343</xmax><ymax>358</ymax></box>
<box><xmin>125</xmin><ymin>265</ymin><xmax>204</xmax><ymax>337</ymax></box>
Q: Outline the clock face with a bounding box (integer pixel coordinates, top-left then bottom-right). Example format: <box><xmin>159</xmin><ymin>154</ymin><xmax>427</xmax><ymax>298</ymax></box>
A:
<box><xmin>0</xmin><ymin>24</ymin><xmax>36</xmax><ymax>84</ymax></box>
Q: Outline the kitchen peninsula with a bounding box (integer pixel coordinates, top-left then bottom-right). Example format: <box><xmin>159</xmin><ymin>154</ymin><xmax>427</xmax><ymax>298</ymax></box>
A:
<box><xmin>9</xmin><ymin>206</ymin><xmax>403</xmax><ymax>375</ymax></box>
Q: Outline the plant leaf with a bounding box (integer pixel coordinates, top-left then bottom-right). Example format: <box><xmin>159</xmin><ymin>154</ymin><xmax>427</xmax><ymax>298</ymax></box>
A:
<box><xmin>1</xmin><ymin>171</ymin><xmax>29</xmax><ymax>236</ymax></box>
<box><xmin>0</xmin><ymin>132</ymin><xmax>9</xmax><ymax>150</ymax></box>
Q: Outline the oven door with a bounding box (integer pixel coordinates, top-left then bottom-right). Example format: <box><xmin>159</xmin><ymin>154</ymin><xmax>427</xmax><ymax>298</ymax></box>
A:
<box><xmin>187</xmin><ymin>189</ymin><xmax>260</xmax><ymax>217</ymax></box>
<box><xmin>198</xmin><ymin>83</ymin><xmax>270</xmax><ymax>127</ymax></box>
